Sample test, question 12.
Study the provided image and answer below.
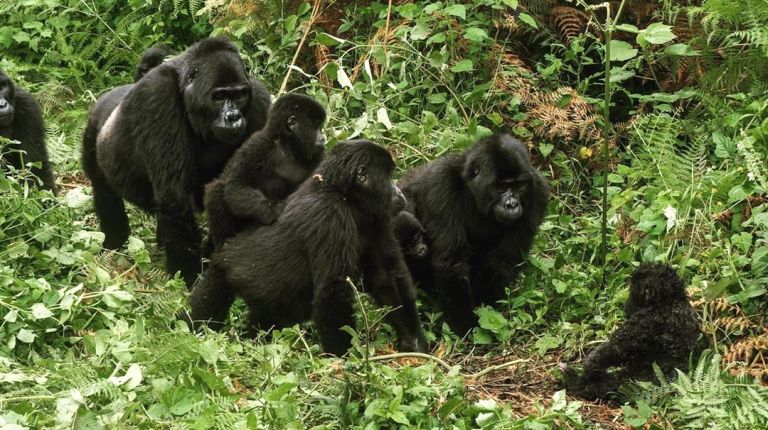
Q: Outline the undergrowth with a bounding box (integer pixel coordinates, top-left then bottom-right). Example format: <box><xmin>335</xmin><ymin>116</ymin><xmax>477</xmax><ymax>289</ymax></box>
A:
<box><xmin>1</xmin><ymin>0</ymin><xmax>768</xmax><ymax>428</ymax></box>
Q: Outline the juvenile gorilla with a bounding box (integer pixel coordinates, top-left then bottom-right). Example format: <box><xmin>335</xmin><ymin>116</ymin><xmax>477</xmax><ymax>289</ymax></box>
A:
<box><xmin>0</xmin><ymin>70</ymin><xmax>56</xmax><ymax>192</ymax></box>
<box><xmin>81</xmin><ymin>38</ymin><xmax>271</xmax><ymax>286</ymax></box>
<box><xmin>185</xmin><ymin>140</ymin><xmax>428</xmax><ymax>356</ymax></box>
<box><xmin>562</xmin><ymin>263</ymin><xmax>703</xmax><ymax>401</ymax></box>
<box><xmin>134</xmin><ymin>45</ymin><xmax>176</xmax><ymax>81</ymax></box>
<box><xmin>396</xmin><ymin>134</ymin><xmax>549</xmax><ymax>333</ymax></box>
<box><xmin>204</xmin><ymin>93</ymin><xmax>326</xmax><ymax>250</ymax></box>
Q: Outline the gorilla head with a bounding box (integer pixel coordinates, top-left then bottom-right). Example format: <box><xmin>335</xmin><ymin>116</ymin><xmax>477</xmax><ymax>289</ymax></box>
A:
<box><xmin>462</xmin><ymin>135</ymin><xmax>538</xmax><ymax>223</ymax></box>
<box><xmin>320</xmin><ymin>139</ymin><xmax>400</xmax><ymax>214</ymax></box>
<box><xmin>179</xmin><ymin>39</ymin><xmax>253</xmax><ymax>144</ymax></box>
<box><xmin>265</xmin><ymin>93</ymin><xmax>326</xmax><ymax>162</ymax></box>
<box><xmin>0</xmin><ymin>72</ymin><xmax>16</xmax><ymax>128</ymax></box>
<box><xmin>134</xmin><ymin>45</ymin><xmax>176</xmax><ymax>82</ymax></box>
<box><xmin>625</xmin><ymin>263</ymin><xmax>688</xmax><ymax>316</ymax></box>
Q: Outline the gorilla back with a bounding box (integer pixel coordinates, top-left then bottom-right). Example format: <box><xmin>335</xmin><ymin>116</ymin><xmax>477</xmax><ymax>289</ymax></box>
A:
<box><xmin>187</xmin><ymin>140</ymin><xmax>428</xmax><ymax>356</ymax></box>
<box><xmin>81</xmin><ymin>38</ymin><xmax>271</xmax><ymax>286</ymax></box>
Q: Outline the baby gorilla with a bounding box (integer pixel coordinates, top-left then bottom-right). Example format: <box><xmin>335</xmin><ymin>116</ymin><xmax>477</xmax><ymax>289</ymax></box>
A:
<box><xmin>204</xmin><ymin>93</ymin><xmax>326</xmax><ymax>250</ymax></box>
<box><xmin>562</xmin><ymin>263</ymin><xmax>703</xmax><ymax>401</ymax></box>
<box><xmin>186</xmin><ymin>140</ymin><xmax>428</xmax><ymax>356</ymax></box>
<box><xmin>134</xmin><ymin>45</ymin><xmax>176</xmax><ymax>82</ymax></box>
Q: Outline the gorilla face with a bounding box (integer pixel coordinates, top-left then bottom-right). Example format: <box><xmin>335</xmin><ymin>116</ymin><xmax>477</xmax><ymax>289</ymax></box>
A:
<box><xmin>181</xmin><ymin>50</ymin><xmax>252</xmax><ymax>144</ymax></box>
<box><xmin>0</xmin><ymin>73</ymin><xmax>15</xmax><ymax>127</ymax></box>
<box><xmin>463</xmin><ymin>137</ymin><xmax>534</xmax><ymax>223</ymax></box>
<box><xmin>269</xmin><ymin>94</ymin><xmax>326</xmax><ymax>164</ymax></box>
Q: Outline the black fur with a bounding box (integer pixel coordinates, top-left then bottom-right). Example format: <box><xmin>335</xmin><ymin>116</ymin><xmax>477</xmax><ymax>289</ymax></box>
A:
<box><xmin>204</xmin><ymin>93</ymin><xmax>326</xmax><ymax>250</ymax></box>
<box><xmin>562</xmin><ymin>263</ymin><xmax>703</xmax><ymax>401</ymax></box>
<box><xmin>81</xmin><ymin>38</ymin><xmax>271</xmax><ymax>286</ymax></box>
<box><xmin>134</xmin><ymin>45</ymin><xmax>176</xmax><ymax>82</ymax></box>
<box><xmin>0</xmin><ymin>70</ymin><xmax>56</xmax><ymax>192</ymax></box>
<box><xmin>395</xmin><ymin>133</ymin><xmax>549</xmax><ymax>333</ymax></box>
<box><xmin>185</xmin><ymin>140</ymin><xmax>428</xmax><ymax>356</ymax></box>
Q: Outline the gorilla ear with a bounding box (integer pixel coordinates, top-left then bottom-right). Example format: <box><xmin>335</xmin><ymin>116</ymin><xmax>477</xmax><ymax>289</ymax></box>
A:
<box><xmin>462</xmin><ymin>157</ymin><xmax>480</xmax><ymax>181</ymax></box>
<box><xmin>287</xmin><ymin>115</ymin><xmax>297</xmax><ymax>131</ymax></box>
<box><xmin>356</xmin><ymin>166</ymin><xmax>368</xmax><ymax>184</ymax></box>
<box><xmin>188</xmin><ymin>67</ymin><xmax>198</xmax><ymax>81</ymax></box>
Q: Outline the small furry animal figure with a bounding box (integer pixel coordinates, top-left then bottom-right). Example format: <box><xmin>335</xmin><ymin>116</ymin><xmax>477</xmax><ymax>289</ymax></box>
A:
<box><xmin>561</xmin><ymin>263</ymin><xmax>703</xmax><ymax>401</ymax></box>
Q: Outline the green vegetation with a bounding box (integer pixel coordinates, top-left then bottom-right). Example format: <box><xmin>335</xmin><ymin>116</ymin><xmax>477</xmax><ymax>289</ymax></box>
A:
<box><xmin>1</xmin><ymin>0</ymin><xmax>767</xmax><ymax>428</ymax></box>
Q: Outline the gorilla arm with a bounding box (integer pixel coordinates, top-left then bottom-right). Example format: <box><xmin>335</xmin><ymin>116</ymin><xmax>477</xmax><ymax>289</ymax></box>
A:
<box><xmin>132</xmin><ymin>68</ymin><xmax>202</xmax><ymax>285</ymax></box>
<box><xmin>362</xmin><ymin>224</ymin><xmax>428</xmax><ymax>352</ymax></box>
<box><xmin>304</xmin><ymin>203</ymin><xmax>362</xmax><ymax>356</ymax></box>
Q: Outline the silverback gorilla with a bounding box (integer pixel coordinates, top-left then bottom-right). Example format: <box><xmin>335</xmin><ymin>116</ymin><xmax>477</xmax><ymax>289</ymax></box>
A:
<box><xmin>81</xmin><ymin>38</ymin><xmax>271</xmax><ymax>286</ymax></box>
<box><xmin>184</xmin><ymin>140</ymin><xmax>428</xmax><ymax>356</ymax></box>
<box><xmin>395</xmin><ymin>134</ymin><xmax>549</xmax><ymax>333</ymax></box>
<box><xmin>0</xmin><ymin>70</ymin><xmax>56</xmax><ymax>192</ymax></box>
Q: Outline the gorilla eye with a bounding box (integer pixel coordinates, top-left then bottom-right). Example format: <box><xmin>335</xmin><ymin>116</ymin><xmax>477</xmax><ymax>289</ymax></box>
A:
<box><xmin>356</xmin><ymin>166</ymin><xmax>368</xmax><ymax>184</ymax></box>
<box><xmin>286</xmin><ymin>115</ymin><xmax>297</xmax><ymax>131</ymax></box>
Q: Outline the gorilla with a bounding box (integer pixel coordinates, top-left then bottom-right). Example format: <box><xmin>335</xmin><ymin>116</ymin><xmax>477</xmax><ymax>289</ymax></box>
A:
<box><xmin>134</xmin><ymin>45</ymin><xmax>176</xmax><ymax>82</ymax></box>
<box><xmin>561</xmin><ymin>263</ymin><xmax>704</xmax><ymax>401</ymax></box>
<box><xmin>0</xmin><ymin>70</ymin><xmax>56</xmax><ymax>192</ymax></box>
<box><xmin>395</xmin><ymin>133</ymin><xmax>549</xmax><ymax>334</ymax></box>
<box><xmin>81</xmin><ymin>38</ymin><xmax>271</xmax><ymax>286</ymax></box>
<box><xmin>184</xmin><ymin>140</ymin><xmax>428</xmax><ymax>356</ymax></box>
<box><xmin>204</xmin><ymin>93</ymin><xmax>326</xmax><ymax>250</ymax></box>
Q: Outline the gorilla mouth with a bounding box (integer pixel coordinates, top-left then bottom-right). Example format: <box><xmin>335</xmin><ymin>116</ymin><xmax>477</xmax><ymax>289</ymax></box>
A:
<box><xmin>213</xmin><ymin>123</ymin><xmax>246</xmax><ymax>141</ymax></box>
<box><xmin>494</xmin><ymin>205</ymin><xmax>523</xmax><ymax>222</ymax></box>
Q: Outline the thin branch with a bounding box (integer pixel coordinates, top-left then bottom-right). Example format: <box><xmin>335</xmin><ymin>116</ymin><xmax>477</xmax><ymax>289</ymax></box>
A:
<box><xmin>278</xmin><ymin>0</ymin><xmax>324</xmax><ymax>95</ymax></box>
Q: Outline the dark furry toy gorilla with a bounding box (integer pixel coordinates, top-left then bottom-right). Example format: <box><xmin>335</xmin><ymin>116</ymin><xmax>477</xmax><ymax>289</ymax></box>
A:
<box><xmin>0</xmin><ymin>70</ymin><xmax>56</xmax><ymax>192</ymax></box>
<box><xmin>81</xmin><ymin>38</ymin><xmax>272</xmax><ymax>286</ymax></box>
<box><xmin>561</xmin><ymin>263</ymin><xmax>704</xmax><ymax>401</ymax></box>
<box><xmin>134</xmin><ymin>45</ymin><xmax>177</xmax><ymax>82</ymax></box>
<box><xmin>394</xmin><ymin>133</ymin><xmax>549</xmax><ymax>334</ymax></box>
<box><xmin>204</xmin><ymin>93</ymin><xmax>326</xmax><ymax>250</ymax></box>
<box><xmin>184</xmin><ymin>140</ymin><xmax>428</xmax><ymax>356</ymax></box>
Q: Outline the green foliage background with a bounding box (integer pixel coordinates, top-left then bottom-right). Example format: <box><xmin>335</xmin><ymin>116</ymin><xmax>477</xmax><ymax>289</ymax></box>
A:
<box><xmin>1</xmin><ymin>0</ymin><xmax>767</xmax><ymax>428</ymax></box>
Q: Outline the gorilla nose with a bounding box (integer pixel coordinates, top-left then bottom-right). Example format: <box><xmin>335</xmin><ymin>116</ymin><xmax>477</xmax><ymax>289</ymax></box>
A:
<box><xmin>225</xmin><ymin>110</ymin><xmax>242</xmax><ymax>123</ymax></box>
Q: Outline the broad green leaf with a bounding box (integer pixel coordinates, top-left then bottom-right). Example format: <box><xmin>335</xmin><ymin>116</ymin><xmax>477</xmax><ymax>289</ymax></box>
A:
<box><xmin>464</xmin><ymin>27</ymin><xmax>488</xmax><ymax>43</ymax></box>
<box><xmin>642</xmin><ymin>22</ymin><xmax>676</xmax><ymax>44</ymax></box>
<box><xmin>503</xmin><ymin>0</ymin><xmax>518</xmax><ymax>9</ymax></box>
<box><xmin>450</xmin><ymin>59</ymin><xmax>474</xmax><ymax>73</ymax></box>
<box><xmin>16</xmin><ymin>329</ymin><xmax>36</xmax><ymax>343</ymax></box>
<box><xmin>608</xmin><ymin>40</ymin><xmax>637</xmax><ymax>62</ymax></box>
<box><xmin>315</xmin><ymin>32</ymin><xmax>346</xmax><ymax>47</ymax></box>
<box><xmin>30</xmin><ymin>303</ymin><xmax>53</xmax><ymax>320</ymax></box>
<box><xmin>443</xmin><ymin>4</ymin><xmax>466</xmax><ymax>19</ymax></box>
<box><xmin>518</xmin><ymin>13</ymin><xmax>537</xmax><ymax>29</ymax></box>
<box><xmin>615</xmin><ymin>23</ymin><xmax>639</xmax><ymax>33</ymax></box>
<box><xmin>665</xmin><ymin>43</ymin><xmax>697</xmax><ymax>56</ymax></box>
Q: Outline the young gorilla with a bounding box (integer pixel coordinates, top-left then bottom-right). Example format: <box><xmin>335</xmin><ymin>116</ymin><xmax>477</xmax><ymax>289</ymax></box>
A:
<box><xmin>204</xmin><ymin>93</ymin><xmax>326</xmax><ymax>250</ymax></box>
<box><xmin>395</xmin><ymin>133</ymin><xmax>549</xmax><ymax>334</ymax></box>
<box><xmin>185</xmin><ymin>140</ymin><xmax>428</xmax><ymax>356</ymax></box>
<box><xmin>561</xmin><ymin>263</ymin><xmax>703</xmax><ymax>401</ymax></box>
<box><xmin>134</xmin><ymin>45</ymin><xmax>176</xmax><ymax>82</ymax></box>
<box><xmin>0</xmin><ymin>70</ymin><xmax>56</xmax><ymax>192</ymax></box>
<box><xmin>81</xmin><ymin>38</ymin><xmax>271</xmax><ymax>286</ymax></box>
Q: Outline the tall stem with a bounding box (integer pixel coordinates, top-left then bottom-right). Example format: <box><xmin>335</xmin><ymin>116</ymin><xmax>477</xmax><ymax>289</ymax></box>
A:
<box><xmin>600</xmin><ymin>0</ymin><xmax>627</xmax><ymax>287</ymax></box>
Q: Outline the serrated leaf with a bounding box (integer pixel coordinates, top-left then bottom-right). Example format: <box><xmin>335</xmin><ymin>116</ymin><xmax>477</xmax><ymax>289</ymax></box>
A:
<box><xmin>609</xmin><ymin>40</ymin><xmax>638</xmax><ymax>61</ymax></box>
